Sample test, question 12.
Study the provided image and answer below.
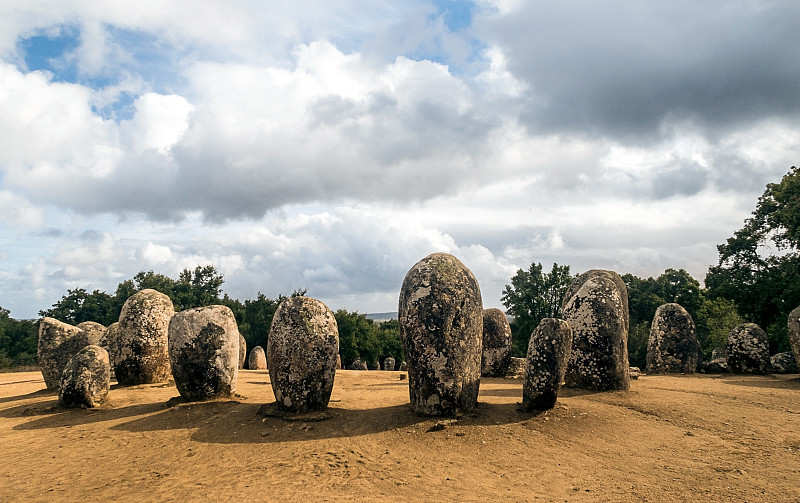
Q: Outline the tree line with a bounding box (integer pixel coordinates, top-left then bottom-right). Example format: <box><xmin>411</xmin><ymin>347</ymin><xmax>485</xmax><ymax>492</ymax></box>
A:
<box><xmin>1</xmin><ymin>166</ymin><xmax>797</xmax><ymax>371</ymax></box>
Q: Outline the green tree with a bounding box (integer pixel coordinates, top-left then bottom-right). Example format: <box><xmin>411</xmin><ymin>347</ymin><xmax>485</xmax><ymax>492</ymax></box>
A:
<box><xmin>501</xmin><ymin>262</ymin><xmax>572</xmax><ymax>357</ymax></box>
<box><xmin>173</xmin><ymin>265</ymin><xmax>225</xmax><ymax>311</ymax></box>
<box><xmin>0</xmin><ymin>307</ymin><xmax>38</xmax><ymax>369</ymax></box>
<box><xmin>38</xmin><ymin>288</ymin><xmax>115</xmax><ymax>326</ymax></box>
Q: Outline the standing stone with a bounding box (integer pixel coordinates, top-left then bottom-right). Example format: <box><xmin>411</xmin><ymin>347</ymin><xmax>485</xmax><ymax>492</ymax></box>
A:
<box><xmin>168</xmin><ymin>305</ymin><xmax>240</xmax><ymax>401</ymax></box>
<box><xmin>115</xmin><ymin>289</ymin><xmax>175</xmax><ymax>385</ymax></box>
<box><xmin>76</xmin><ymin>322</ymin><xmax>105</xmax><ymax>346</ymax></box>
<box><xmin>383</xmin><ymin>357</ymin><xmax>396</xmax><ymax>371</ymax></box>
<box><xmin>522</xmin><ymin>318</ymin><xmax>573</xmax><ymax>412</ymax></box>
<box><xmin>561</xmin><ymin>269</ymin><xmax>630</xmax><ymax>391</ymax></box>
<box><xmin>348</xmin><ymin>358</ymin><xmax>367</xmax><ymax>370</ymax></box>
<box><xmin>399</xmin><ymin>253</ymin><xmax>483</xmax><ymax>416</ymax></box>
<box><xmin>248</xmin><ymin>346</ymin><xmax>267</xmax><ymax>370</ymax></box>
<box><xmin>789</xmin><ymin>305</ymin><xmax>800</xmax><ymax>370</ymax></box>
<box><xmin>770</xmin><ymin>352</ymin><xmax>798</xmax><ymax>374</ymax></box>
<box><xmin>482</xmin><ymin>308</ymin><xmax>513</xmax><ymax>377</ymax></box>
<box><xmin>336</xmin><ymin>354</ymin><xmax>342</xmax><ymax>370</ymax></box>
<box><xmin>58</xmin><ymin>345</ymin><xmax>110</xmax><ymax>408</ymax></box>
<box><xmin>267</xmin><ymin>297</ymin><xmax>339</xmax><ymax>412</ymax></box>
<box><xmin>239</xmin><ymin>333</ymin><xmax>247</xmax><ymax>369</ymax></box>
<box><xmin>646</xmin><ymin>303</ymin><xmax>700</xmax><ymax>374</ymax></box>
<box><xmin>726</xmin><ymin>323</ymin><xmax>769</xmax><ymax>374</ymax></box>
<box><xmin>711</xmin><ymin>347</ymin><xmax>727</xmax><ymax>361</ymax></box>
<box><xmin>38</xmin><ymin>318</ymin><xmax>93</xmax><ymax>390</ymax></box>
<box><xmin>506</xmin><ymin>357</ymin><xmax>526</xmax><ymax>378</ymax></box>
<box><xmin>399</xmin><ymin>361</ymin><xmax>407</xmax><ymax>371</ymax></box>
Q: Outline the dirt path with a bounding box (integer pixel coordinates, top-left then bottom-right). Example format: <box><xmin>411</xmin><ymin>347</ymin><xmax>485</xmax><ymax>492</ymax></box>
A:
<box><xmin>1</xmin><ymin>370</ymin><xmax>798</xmax><ymax>502</ymax></box>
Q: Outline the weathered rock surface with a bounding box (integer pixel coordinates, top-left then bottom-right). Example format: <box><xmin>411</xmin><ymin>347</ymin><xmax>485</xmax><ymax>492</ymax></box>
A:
<box><xmin>238</xmin><ymin>333</ymin><xmax>247</xmax><ymax>369</ymax></box>
<box><xmin>76</xmin><ymin>321</ymin><xmax>105</xmax><ymax>346</ymax></box>
<box><xmin>399</xmin><ymin>252</ymin><xmax>483</xmax><ymax>416</ymax></box>
<box><xmin>58</xmin><ymin>345</ymin><xmax>110</xmax><ymax>408</ymax></box>
<box><xmin>348</xmin><ymin>358</ymin><xmax>367</xmax><ymax>370</ymax></box>
<box><xmin>481</xmin><ymin>308</ymin><xmax>513</xmax><ymax>377</ymax></box>
<box><xmin>114</xmin><ymin>289</ymin><xmax>175</xmax><ymax>385</ymax></box>
<box><xmin>629</xmin><ymin>367</ymin><xmax>641</xmax><ymax>379</ymax></box>
<box><xmin>561</xmin><ymin>269</ymin><xmax>630</xmax><ymax>391</ymax></box>
<box><xmin>336</xmin><ymin>354</ymin><xmax>342</xmax><ymax>370</ymax></box>
<box><xmin>522</xmin><ymin>318</ymin><xmax>573</xmax><ymax>412</ymax></box>
<box><xmin>789</xmin><ymin>305</ymin><xmax>800</xmax><ymax>370</ymax></box>
<box><xmin>38</xmin><ymin>317</ymin><xmax>93</xmax><ymax>390</ymax></box>
<box><xmin>383</xmin><ymin>357</ymin><xmax>396</xmax><ymax>371</ymax></box>
<box><xmin>701</xmin><ymin>358</ymin><xmax>729</xmax><ymax>373</ymax></box>
<box><xmin>770</xmin><ymin>352</ymin><xmax>798</xmax><ymax>374</ymax></box>
<box><xmin>168</xmin><ymin>305</ymin><xmax>240</xmax><ymax>401</ymax></box>
<box><xmin>726</xmin><ymin>323</ymin><xmax>769</xmax><ymax>374</ymax></box>
<box><xmin>248</xmin><ymin>346</ymin><xmax>267</xmax><ymax>370</ymax></box>
<box><xmin>506</xmin><ymin>357</ymin><xmax>526</xmax><ymax>378</ymax></box>
<box><xmin>267</xmin><ymin>297</ymin><xmax>339</xmax><ymax>412</ymax></box>
<box><xmin>646</xmin><ymin>303</ymin><xmax>700</xmax><ymax>374</ymax></box>
<box><xmin>711</xmin><ymin>347</ymin><xmax>727</xmax><ymax>361</ymax></box>
<box><xmin>399</xmin><ymin>361</ymin><xmax>407</xmax><ymax>371</ymax></box>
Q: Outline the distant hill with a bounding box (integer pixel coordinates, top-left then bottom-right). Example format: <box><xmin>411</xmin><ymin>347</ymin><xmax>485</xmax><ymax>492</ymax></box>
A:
<box><xmin>365</xmin><ymin>312</ymin><xmax>398</xmax><ymax>322</ymax></box>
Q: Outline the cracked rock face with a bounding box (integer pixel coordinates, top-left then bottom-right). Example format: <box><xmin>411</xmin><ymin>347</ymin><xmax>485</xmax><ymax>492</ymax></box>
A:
<box><xmin>239</xmin><ymin>333</ymin><xmax>247</xmax><ymax>369</ymax></box>
<box><xmin>168</xmin><ymin>305</ymin><xmax>240</xmax><ymax>401</ymax></box>
<box><xmin>267</xmin><ymin>297</ymin><xmax>339</xmax><ymax>412</ymax></box>
<box><xmin>726</xmin><ymin>323</ymin><xmax>769</xmax><ymax>374</ymax></box>
<box><xmin>522</xmin><ymin>318</ymin><xmax>573</xmax><ymax>412</ymax></box>
<box><xmin>481</xmin><ymin>308</ymin><xmax>513</xmax><ymax>377</ymax></box>
<box><xmin>248</xmin><ymin>346</ymin><xmax>266</xmax><ymax>369</ymax></box>
<box><xmin>38</xmin><ymin>318</ymin><xmax>95</xmax><ymax>390</ymax></box>
<box><xmin>561</xmin><ymin>269</ymin><xmax>630</xmax><ymax>391</ymax></box>
<box><xmin>646</xmin><ymin>303</ymin><xmax>700</xmax><ymax>374</ymax></box>
<box><xmin>399</xmin><ymin>253</ymin><xmax>483</xmax><ymax>416</ymax></box>
<box><xmin>58</xmin><ymin>345</ymin><xmax>110</xmax><ymax>408</ymax></box>
<box><xmin>789</xmin><ymin>305</ymin><xmax>800</xmax><ymax>369</ymax></box>
<box><xmin>114</xmin><ymin>289</ymin><xmax>175</xmax><ymax>385</ymax></box>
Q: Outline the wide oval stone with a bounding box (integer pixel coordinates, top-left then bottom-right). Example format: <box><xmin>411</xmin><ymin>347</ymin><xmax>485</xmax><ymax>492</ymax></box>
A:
<box><xmin>561</xmin><ymin>269</ymin><xmax>630</xmax><ymax>391</ymax></box>
<box><xmin>522</xmin><ymin>318</ymin><xmax>573</xmax><ymax>412</ymax></box>
<box><xmin>248</xmin><ymin>346</ymin><xmax>267</xmax><ymax>369</ymax></box>
<box><xmin>646</xmin><ymin>303</ymin><xmax>700</xmax><ymax>374</ymax></box>
<box><xmin>168</xmin><ymin>305</ymin><xmax>240</xmax><ymax>401</ymax></box>
<box><xmin>726</xmin><ymin>323</ymin><xmax>769</xmax><ymax>374</ymax></box>
<box><xmin>789</xmin><ymin>305</ymin><xmax>800</xmax><ymax>370</ymax></box>
<box><xmin>399</xmin><ymin>252</ymin><xmax>483</xmax><ymax>416</ymax></box>
<box><xmin>58</xmin><ymin>345</ymin><xmax>110</xmax><ymax>408</ymax></box>
<box><xmin>38</xmin><ymin>318</ymin><xmax>93</xmax><ymax>390</ymax></box>
<box><xmin>115</xmin><ymin>289</ymin><xmax>175</xmax><ymax>385</ymax></box>
<box><xmin>482</xmin><ymin>308</ymin><xmax>512</xmax><ymax>377</ymax></box>
<box><xmin>267</xmin><ymin>297</ymin><xmax>339</xmax><ymax>412</ymax></box>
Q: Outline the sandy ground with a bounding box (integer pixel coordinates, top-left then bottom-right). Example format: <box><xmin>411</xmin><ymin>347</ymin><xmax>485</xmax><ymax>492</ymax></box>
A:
<box><xmin>1</xmin><ymin>369</ymin><xmax>799</xmax><ymax>503</ymax></box>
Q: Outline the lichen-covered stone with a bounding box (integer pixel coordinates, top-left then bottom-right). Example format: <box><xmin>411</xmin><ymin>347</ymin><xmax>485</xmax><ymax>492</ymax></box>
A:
<box><xmin>168</xmin><ymin>305</ymin><xmax>240</xmax><ymax>401</ymax></box>
<box><xmin>76</xmin><ymin>321</ymin><xmax>105</xmax><ymax>346</ymax></box>
<box><xmin>58</xmin><ymin>345</ymin><xmax>110</xmax><ymax>408</ymax></box>
<box><xmin>481</xmin><ymin>308</ymin><xmax>512</xmax><ymax>377</ymax></box>
<box><xmin>726</xmin><ymin>323</ymin><xmax>769</xmax><ymax>374</ymax></box>
<box><xmin>769</xmin><ymin>352</ymin><xmax>798</xmax><ymax>374</ymax></box>
<box><xmin>248</xmin><ymin>346</ymin><xmax>267</xmax><ymax>370</ymax></box>
<box><xmin>114</xmin><ymin>289</ymin><xmax>175</xmax><ymax>385</ymax></box>
<box><xmin>399</xmin><ymin>361</ymin><xmax>407</xmax><ymax>371</ymax></box>
<box><xmin>239</xmin><ymin>333</ymin><xmax>247</xmax><ymax>369</ymax></box>
<box><xmin>711</xmin><ymin>347</ymin><xmax>726</xmax><ymax>361</ymax></box>
<box><xmin>267</xmin><ymin>297</ymin><xmax>339</xmax><ymax>412</ymax></box>
<box><xmin>506</xmin><ymin>357</ymin><xmax>526</xmax><ymax>378</ymax></box>
<box><xmin>646</xmin><ymin>303</ymin><xmax>700</xmax><ymax>374</ymax></box>
<box><xmin>702</xmin><ymin>358</ymin><xmax>729</xmax><ymax>373</ymax></box>
<box><xmin>522</xmin><ymin>318</ymin><xmax>573</xmax><ymax>412</ymax></box>
<box><xmin>561</xmin><ymin>269</ymin><xmax>630</xmax><ymax>391</ymax></box>
<box><xmin>383</xmin><ymin>357</ymin><xmax>396</xmax><ymax>371</ymax></box>
<box><xmin>399</xmin><ymin>252</ymin><xmax>483</xmax><ymax>416</ymax></box>
<box><xmin>789</xmin><ymin>305</ymin><xmax>800</xmax><ymax>370</ymax></box>
<box><xmin>38</xmin><ymin>317</ymin><xmax>94</xmax><ymax>390</ymax></box>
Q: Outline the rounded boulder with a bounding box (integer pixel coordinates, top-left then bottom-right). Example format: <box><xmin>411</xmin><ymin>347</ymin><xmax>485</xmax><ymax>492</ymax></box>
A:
<box><xmin>38</xmin><ymin>317</ymin><xmax>93</xmax><ymax>390</ymax></box>
<box><xmin>646</xmin><ymin>303</ymin><xmax>700</xmax><ymax>374</ymax></box>
<box><xmin>248</xmin><ymin>346</ymin><xmax>267</xmax><ymax>370</ymax></box>
<box><xmin>114</xmin><ymin>289</ymin><xmax>175</xmax><ymax>385</ymax></box>
<box><xmin>399</xmin><ymin>253</ymin><xmax>483</xmax><ymax>416</ymax></box>
<box><xmin>267</xmin><ymin>297</ymin><xmax>339</xmax><ymax>412</ymax></box>
<box><xmin>561</xmin><ymin>269</ymin><xmax>630</xmax><ymax>391</ymax></box>
<box><xmin>726</xmin><ymin>323</ymin><xmax>769</xmax><ymax>374</ymax></box>
<box><xmin>168</xmin><ymin>305</ymin><xmax>240</xmax><ymax>401</ymax></box>
<box><xmin>482</xmin><ymin>308</ymin><xmax>512</xmax><ymax>377</ymax></box>
<box><xmin>58</xmin><ymin>345</ymin><xmax>111</xmax><ymax>408</ymax></box>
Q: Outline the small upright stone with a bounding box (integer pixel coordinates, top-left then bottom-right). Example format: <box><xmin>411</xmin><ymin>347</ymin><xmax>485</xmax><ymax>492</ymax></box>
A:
<box><xmin>646</xmin><ymin>303</ymin><xmax>700</xmax><ymax>374</ymax></box>
<box><xmin>348</xmin><ymin>358</ymin><xmax>367</xmax><ymax>370</ymax></box>
<box><xmin>789</xmin><ymin>305</ymin><xmax>800</xmax><ymax>369</ymax></box>
<box><xmin>168</xmin><ymin>305</ymin><xmax>240</xmax><ymax>401</ymax></box>
<box><xmin>399</xmin><ymin>253</ymin><xmax>483</xmax><ymax>416</ymax></box>
<box><xmin>522</xmin><ymin>318</ymin><xmax>573</xmax><ymax>412</ymax></box>
<box><xmin>482</xmin><ymin>308</ymin><xmax>513</xmax><ymax>377</ymax></box>
<box><xmin>38</xmin><ymin>318</ymin><xmax>92</xmax><ymax>390</ymax></box>
<box><xmin>399</xmin><ymin>361</ymin><xmax>407</xmax><ymax>371</ymax></box>
<box><xmin>239</xmin><ymin>333</ymin><xmax>247</xmax><ymax>369</ymax></box>
<box><xmin>383</xmin><ymin>357</ymin><xmax>396</xmax><ymax>371</ymax></box>
<box><xmin>115</xmin><ymin>289</ymin><xmax>175</xmax><ymax>385</ymax></box>
<box><xmin>561</xmin><ymin>270</ymin><xmax>630</xmax><ymax>391</ymax></box>
<box><xmin>726</xmin><ymin>323</ymin><xmax>769</xmax><ymax>374</ymax></box>
<box><xmin>248</xmin><ymin>346</ymin><xmax>267</xmax><ymax>370</ymax></box>
<box><xmin>58</xmin><ymin>345</ymin><xmax>110</xmax><ymax>408</ymax></box>
<box><xmin>267</xmin><ymin>297</ymin><xmax>339</xmax><ymax>412</ymax></box>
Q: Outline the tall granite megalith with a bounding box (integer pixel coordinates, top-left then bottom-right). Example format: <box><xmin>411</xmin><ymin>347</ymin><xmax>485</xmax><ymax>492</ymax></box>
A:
<box><xmin>561</xmin><ymin>269</ymin><xmax>630</xmax><ymax>391</ymax></box>
<box><xmin>399</xmin><ymin>253</ymin><xmax>483</xmax><ymax>416</ymax></box>
<box><xmin>115</xmin><ymin>289</ymin><xmax>175</xmax><ymax>385</ymax></box>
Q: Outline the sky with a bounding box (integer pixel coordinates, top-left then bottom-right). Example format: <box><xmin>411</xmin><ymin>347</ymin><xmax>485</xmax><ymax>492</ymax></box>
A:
<box><xmin>0</xmin><ymin>0</ymin><xmax>798</xmax><ymax>320</ymax></box>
